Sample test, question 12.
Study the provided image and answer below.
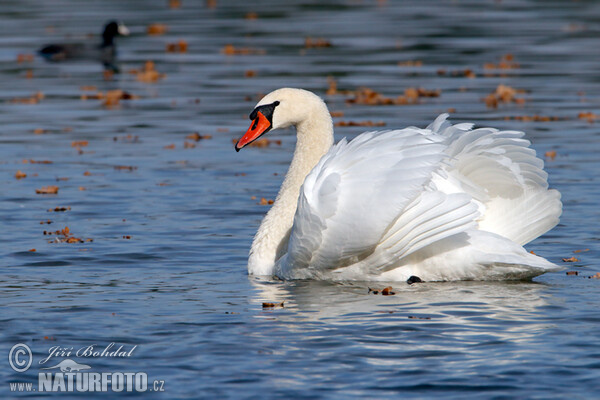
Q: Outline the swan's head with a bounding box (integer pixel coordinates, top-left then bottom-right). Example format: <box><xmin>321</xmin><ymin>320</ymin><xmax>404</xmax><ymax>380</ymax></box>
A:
<box><xmin>235</xmin><ymin>88</ymin><xmax>329</xmax><ymax>151</ymax></box>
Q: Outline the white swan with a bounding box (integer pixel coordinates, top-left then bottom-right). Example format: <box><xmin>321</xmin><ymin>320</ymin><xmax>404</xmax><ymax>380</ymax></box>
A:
<box><xmin>235</xmin><ymin>88</ymin><xmax>562</xmax><ymax>282</ymax></box>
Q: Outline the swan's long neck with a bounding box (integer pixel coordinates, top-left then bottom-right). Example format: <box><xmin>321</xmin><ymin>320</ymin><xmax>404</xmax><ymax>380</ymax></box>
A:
<box><xmin>248</xmin><ymin>106</ymin><xmax>334</xmax><ymax>275</ymax></box>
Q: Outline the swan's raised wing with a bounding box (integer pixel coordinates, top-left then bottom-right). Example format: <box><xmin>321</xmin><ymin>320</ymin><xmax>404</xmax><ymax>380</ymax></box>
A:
<box><xmin>277</xmin><ymin>128</ymin><xmax>479</xmax><ymax>278</ymax></box>
<box><xmin>430</xmin><ymin>114</ymin><xmax>562</xmax><ymax>246</ymax></box>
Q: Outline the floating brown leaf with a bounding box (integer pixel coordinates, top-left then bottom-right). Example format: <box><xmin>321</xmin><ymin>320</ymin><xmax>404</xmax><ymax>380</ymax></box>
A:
<box><xmin>566</xmin><ymin>271</ymin><xmax>579</xmax><ymax>276</ymax></box>
<box><xmin>545</xmin><ymin>150</ymin><xmax>557</xmax><ymax>160</ymax></box>
<box><xmin>304</xmin><ymin>37</ymin><xmax>332</xmax><ymax>48</ymax></box>
<box><xmin>17</xmin><ymin>53</ymin><xmax>34</xmax><ymax>63</ymax></box>
<box><xmin>114</xmin><ymin>165</ymin><xmax>137</xmax><ymax>171</ymax></box>
<box><xmin>562</xmin><ymin>257</ymin><xmax>579</xmax><ymax>262</ymax></box>
<box><xmin>578</xmin><ymin>112</ymin><xmax>599</xmax><ymax>123</ymax></box>
<box><xmin>381</xmin><ymin>286</ymin><xmax>396</xmax><ymax>296</ymax></box>
<box><xmin>130</xmin><ymin>61</ymin><xmax>165</xmax><ymax>83</ymax></box>
<box><xmin>48</xmin><ymin>206</ymin><xmax>70</xmax><ymax>212</ymax></box>
<box><xmin>186</xmin><ymin>132</ymin><xmax>213</xmax><ymax>141</ymax></box>
<box><xmin>259</xmin><ymin>197</ymin><xmax>274</xmax><ymax>205</ymax></box>
<box><xmin>71</xmin><ymin>140</ymin><xmax>89</xmax><ymax>148</ymax></box>
<box><xmin>484</xmin><ymin>84</ymin><xmax>526</xmax><ymax>108</ymax></box>
<box><xmin>221</xmin><ymin>44</ymin><xmax>265</xmax><ymax>55</ymax></box>
<box><xmin>262</xmin><ymin>301</ymin><xmax>284</xmax><ymax>308</ymax></box>
<box><xmin>166</xmin><ymin>40</ymin><xmax>188</xmax><ymax>53</ymax></box>
<box><xmin>398</xmin><ymin>60</ymin><xmax>423</xmax><ymax>67</ymax></box>
<box><xmin>36</xmin><ymin>186</ymin><xmax>59</xmax><ymax>194</ymax></box>
<box><xmin>147</xmin><ymin>23</ymin><xmax>168</xmax><ymax>35</ymax></box>
<box><xmin>11</xmin><ymin>91</ymin><xmax>44</xmax><ymax>105</ymax></box>
<box><xmin>15</xmin><ymin>170</ymin><xmax>27</xmax><ymax>179</ymax></box>
<box><xmin>26</xmin><ymin>159</ymin><xmax>52</xmax><ymax>164</ymax></box>
<box><xmin>483</xmin><ymin>54</ymin><xmax>519</xmax><ymax>70</ymax></box>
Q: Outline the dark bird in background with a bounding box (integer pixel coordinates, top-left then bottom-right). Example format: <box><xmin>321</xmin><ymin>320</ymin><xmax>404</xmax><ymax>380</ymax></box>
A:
<box><xmin>38</xmin><ymin>21</ymin><xmax>129</xmax><ymax>71</ymax></box>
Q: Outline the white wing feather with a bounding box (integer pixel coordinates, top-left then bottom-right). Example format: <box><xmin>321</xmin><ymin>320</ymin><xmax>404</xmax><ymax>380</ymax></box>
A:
<box><xmin>276</xmin><ymin>114</ymin><xmax>561</xmax><ymax>280</ymax></box>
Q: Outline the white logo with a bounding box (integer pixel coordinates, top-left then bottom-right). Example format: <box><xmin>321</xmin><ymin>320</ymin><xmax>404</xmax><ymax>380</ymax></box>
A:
<box><xmin>8</xmin><ymin>344</ymin><xmax>32</xmax><ymax>373</ymax></box>
<box><xmin>41</xmin><ymin>359</ymin><xmax>91</xmax><ymax>373</ymax></box>
<box><xmin>7</xmin><ymin>342</ymin><xmax>165</xmax><ymax>393</ymax></box>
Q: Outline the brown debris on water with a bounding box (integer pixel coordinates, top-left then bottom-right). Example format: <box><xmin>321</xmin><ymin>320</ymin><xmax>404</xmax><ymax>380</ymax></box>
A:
<box><xmin>24</xmin><ymin>159</ymin><xmax>52</xmax><ymax>164</ymax></box>
<box><xmin>483</xmin><ymin>84</ymin><xmax>526</xmax><ymax>108</ymax></box>
<box><xmin>43</xmin><ymin>226</ymin><xmax>92</xmax><ymax>244</ymax></box>
<box><xmin>33</xmin><ymin>128</ymin><xmax>46</xmax><ymax>135</ymax></box>
<box><xmin>15</xmin><ymin>170</ymin><xmax>27</xmax><ymax>180</ymax></box>
<box><xmin>186</xmin><ymin>132</ymin><xmax>212</xmax><ymax>141</ymax></box>
<box><xmin>505</xmin><ymin>115</ymin><xmax>561</xmax><ymax>122</ymax></box>
<box><xmin>130</xmin><ymin>61</ymin><xmax>165</xmax><ymax>83</ymax></box>
<box><xmin>562</xmin><ymin>256</ymin><xmax>579</xmax><ymax>262</ymax></box>
<box><xmin>17</xmin><ymin>53</ymin><xmax>34</xmax><ymax>63</ymax></box>
<box><xmin>545</xmin><ymin>150</ymin><xmax>557</xmax><ymax>160</ymax></box>
<box><xmin>10</xmin><ymin>91</ymin><xmax>44</xmax><ymax>105</ymax></box>
<box><xmin>369</xmin><ymin>286</ymin><xmax>396</xmax><ymax>295</ymax></box>
<box><xmin>82</xmin><ymin>88</ymin><xmax>138</xmax><ymax>107</ymax></box>
<box><xmin>221</xmin><ymin>44</ymin><xmax>265</xmax><ymax>55</ymax></box>
<box><xmin>578</xmin><ymin>112</ymin><xmax>599</xmax><ymax>123</ymax></box>
<box><xmin>259</xmin><ymin>197</ymin><xmax>274</xmax><ymax>205</ymax></box>
<box><xmin>164</xmin><ymin>144</ymin><xmax>176</xmax><ymax>150</ymax></box>
<box><xmin>381</xmin><ymin>286</ymin><xmax>396</xmax><ymax>296</ymax></box>
<box><xmin>169</xmin><ymin>0</ymin><xmax>181</xmax><ymax>8</ymax></box>
<box><xmin>346</xmin><ymin>86</ymin><xmax>440</xmax><ymax>106</ymax></box>
<box><xmin>304</xmin><ymin>37</ymin><xmax>332</xmax><ymax>48</ymax></box>
<box><xmin>262</xmin><ymin>301</ymin><xmax>284</xmax><ymax>308</ymax></box>
<box><xmin>36</xmin><ymin>186</ymin><xmax>59</xmax><ymax>195</ymax></box>
<box><xmin>245</xmin><ymin>12</ymin><xmax>258</xmax><ymax>20</ymax></box>
<box><xmin>147</xmin><ymin>23</ymin><xmax>168</xmax><ymax>35</ymax></box>
<box><xmin>484</xmin><ymin>54</ymin><xmax>520</xmax><ymax>70</ymax></box>
<box><xmin>166</xmin><ymin>40</ymin><xmax>188</xmax><ymax>53</ymax></box>
<box><xmin>566</xmin><ymin>271</ymin><xmax>579</xmax><ymax>276</ymax></box>
<box><xmin>48</xmin><ymin>206</ymin><xmax>70</xmax><ymax>212</ymax></box>
<box><xmin>398</xmin><ymin>60</ymin><xmax>423</xmax><ymax>67</ymax></box>
<box><xmin>574</xmin><ymin>249</ymin><xmax>590</xmax><ymax>253</ymax></box>
<box><xmin>114</xmin><ymin>165</ymin><xmax>137</xmax><ymax>172</ymax></box>
<box><xmin>71</xmin><ymin>140</ymin><xmax>89</xmax><ymax>148</ymax></box>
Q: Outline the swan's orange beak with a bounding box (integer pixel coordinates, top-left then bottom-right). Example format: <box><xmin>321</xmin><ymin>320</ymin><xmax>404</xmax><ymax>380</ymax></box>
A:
<box><xmin>235</xmin><ymin>111</ymin><xmax>272</xmax><ymax>152</ymax></box>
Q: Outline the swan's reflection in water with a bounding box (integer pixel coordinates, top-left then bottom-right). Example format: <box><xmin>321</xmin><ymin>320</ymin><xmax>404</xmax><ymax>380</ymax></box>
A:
<box><xmin>248</xmin><ymin>277</ymin><xmax>557</xmax><ymax>369</ymax></box>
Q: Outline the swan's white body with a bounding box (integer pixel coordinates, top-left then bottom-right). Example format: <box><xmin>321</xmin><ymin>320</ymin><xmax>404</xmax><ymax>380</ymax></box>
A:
<box><xmin>241</xmin><ymin>88</ymin><xmax>562</xmax><ymax>281</ymax></box>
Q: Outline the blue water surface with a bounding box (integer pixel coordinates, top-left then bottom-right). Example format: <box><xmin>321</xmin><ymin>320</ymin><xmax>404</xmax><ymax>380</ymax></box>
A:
<box><xmin>1</xmin><ymin>0</ymin><xmax>599</xmax><ymax>398</ymax></box>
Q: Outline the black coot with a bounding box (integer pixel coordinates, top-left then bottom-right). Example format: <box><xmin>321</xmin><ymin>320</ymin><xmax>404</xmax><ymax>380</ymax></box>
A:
<box><xmin>38</xmin><ymin>21</ymin><xmax>129</xmax><ymax>71</ymax></box>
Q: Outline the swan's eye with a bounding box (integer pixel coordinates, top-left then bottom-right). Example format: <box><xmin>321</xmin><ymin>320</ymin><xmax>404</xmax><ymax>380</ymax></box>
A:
<box><xmin>249</xmin><ymin>101</ymin><xmax>280</xmax><ymax>122</ymax></box>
